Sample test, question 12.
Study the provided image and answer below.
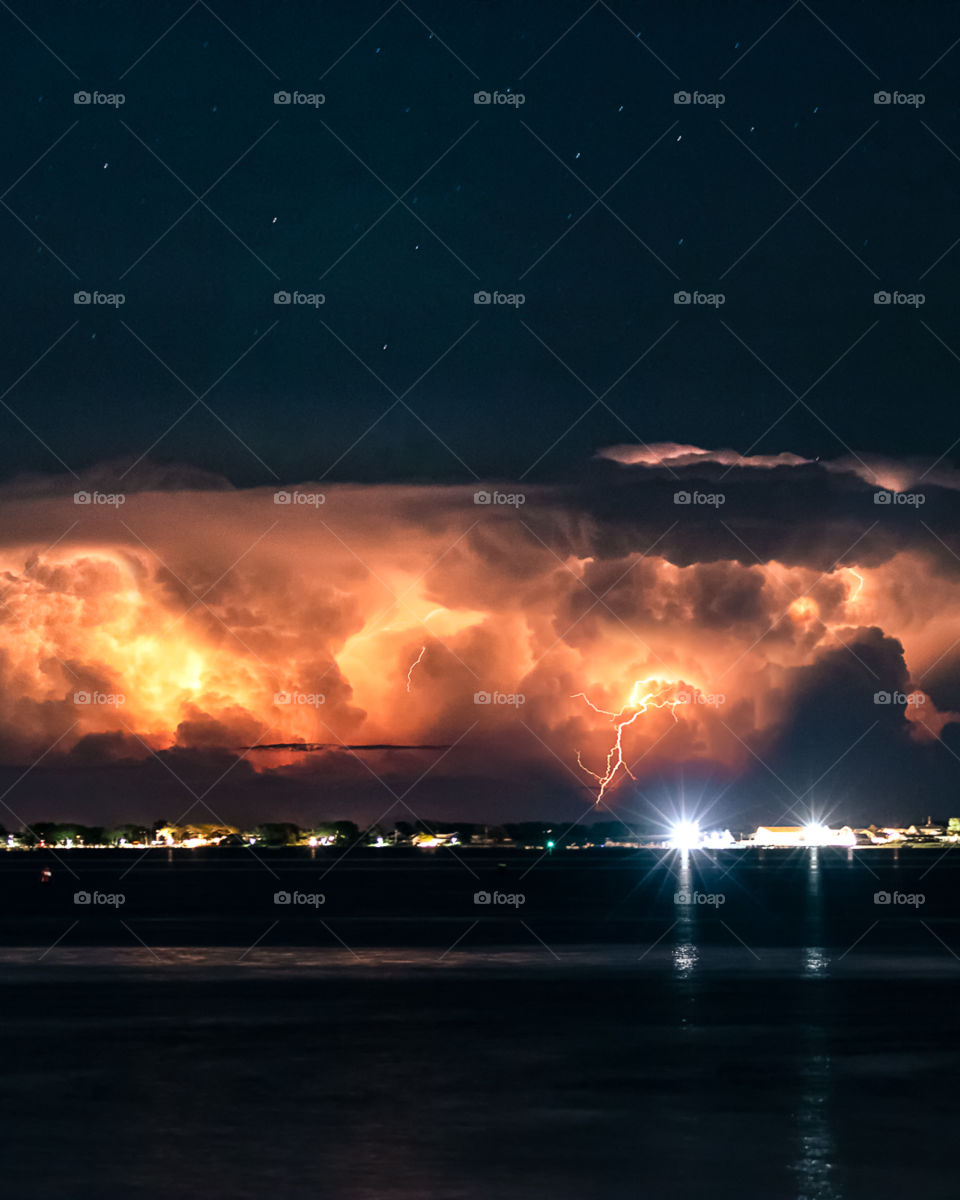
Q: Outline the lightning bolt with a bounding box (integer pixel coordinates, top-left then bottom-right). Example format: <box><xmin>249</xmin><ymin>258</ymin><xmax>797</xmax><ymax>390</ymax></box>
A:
<box><xmin>573</xmin><ymin>679</ymin><xmax>683</xmax><ymax>801</ymax></box>
<box><xmin>847</xmin><ymin>568</ymin><xmax>864</xmax><ymax>602</ymax></box>
<box><xmin>406</xmin><ymin>645</ymin><xmax>426</xmax><ymax>692</ymax></box>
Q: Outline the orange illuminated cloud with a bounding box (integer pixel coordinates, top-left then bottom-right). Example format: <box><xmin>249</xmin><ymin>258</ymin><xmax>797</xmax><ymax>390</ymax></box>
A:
<box><xmin>0</xmin><ymin>466</ymin><xmax>957</xmax><ymax>807</ymax></box>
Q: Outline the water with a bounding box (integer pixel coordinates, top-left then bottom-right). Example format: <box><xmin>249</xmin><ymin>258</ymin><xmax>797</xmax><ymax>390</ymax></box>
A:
<box><xmin>2</xmin><ymin>850</ymin><xmax>958</xmax><ymax>1197</ymax></box>
<box><xmin>4</xmin><ymin>844</ymin><xmax>957</xmax><ymax>948</ymax></box>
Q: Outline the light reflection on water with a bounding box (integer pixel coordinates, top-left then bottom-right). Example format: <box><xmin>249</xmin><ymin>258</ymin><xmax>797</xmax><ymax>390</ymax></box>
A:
<box><xmin>672</xmin><ymin>942</ymin><xmax>699</xmax><ymax>975</ymax></box>
<box><xmin>673</xmin><ymin>850</ymin><xmax>700</xmax><ymax>980</ymax></box>
<box><xmin>792</xmin><ymin>848</ymin><xmax>842</xmax><ymax>1200</ymax></box>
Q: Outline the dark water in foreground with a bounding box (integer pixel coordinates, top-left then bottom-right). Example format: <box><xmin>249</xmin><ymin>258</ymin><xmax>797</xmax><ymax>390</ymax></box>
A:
<box><xmin>3</xmin><ymin>851</ymin><xmax>959</xmax><ymax>1198</ymax></box>
<box><xmin>3</xmin><ymin>844</ymin><xmax>959</xmax><ymax>947</ymax></box>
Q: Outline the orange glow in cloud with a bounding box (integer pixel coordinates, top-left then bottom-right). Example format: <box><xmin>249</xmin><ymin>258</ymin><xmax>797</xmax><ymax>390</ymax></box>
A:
<box><xmin>789</xmin><ymin>596</ymin><xmax>820</xmax><ymax>623</ymax></box>
<box><xmin>0</xmin><ymin>480</ymin><xmax>957</xmax><ymax>803</ymax></box>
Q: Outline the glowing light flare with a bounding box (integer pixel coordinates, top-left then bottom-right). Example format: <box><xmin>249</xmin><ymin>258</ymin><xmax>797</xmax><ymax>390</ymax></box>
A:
<box><xmin>669</xmin><ymin>819</ymin><xmax>701</xmax><ymax>850</ymax></box>
<box><xmin>802</xmin><ymin>821</ymin><xmax>829</xmax><ymax>846</ymax></box>
<box><xmin>801</xmin><ymin>821</ymin><xmax>857</xmax><ymax>848</ymax></box>
<box><xmin>789</xmin><ymin>596</ymin><xmax>819</xmax><ymax>623</ymax></box>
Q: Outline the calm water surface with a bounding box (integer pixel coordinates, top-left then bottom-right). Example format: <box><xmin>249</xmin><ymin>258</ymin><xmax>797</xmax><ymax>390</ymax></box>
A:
<box><xmin>2</xmin><ymin>850</ymin><xmax>958</xmax><ymax>1198</ymax></box>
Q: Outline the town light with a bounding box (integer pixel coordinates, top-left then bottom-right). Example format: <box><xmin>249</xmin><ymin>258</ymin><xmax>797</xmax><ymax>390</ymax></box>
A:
<box><xmin>803</xmin><ymin>822</ymin><xmax>829</xmax><ymax>846</ymax></box>
<box><xmin>670</xmin><ymin>819</ymin><xmax>701</xmax><ymax>850</ymax></box>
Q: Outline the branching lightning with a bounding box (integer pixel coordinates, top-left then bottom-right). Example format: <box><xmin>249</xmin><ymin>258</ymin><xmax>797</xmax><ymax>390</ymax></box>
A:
<box><xmin>573</xmin><ymin>679</ymin><xmax>683</xmax><ymax>800</ymax></box>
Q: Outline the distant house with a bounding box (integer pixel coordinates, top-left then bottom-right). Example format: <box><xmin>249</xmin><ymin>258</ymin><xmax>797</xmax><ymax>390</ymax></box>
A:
<box><xmin>752</xmin><ymin>826</ymin><xmax>805</xmax><ymax>847</ymax></box>
<box><xmin>411</xmin><ymin>831</ymin><xmax>460</xmax><ymax>847</ymax></box>
<box><xmin>752</xmin><ymin>825</ymin><xmax>856</xmax><ymax>847</ymax></box>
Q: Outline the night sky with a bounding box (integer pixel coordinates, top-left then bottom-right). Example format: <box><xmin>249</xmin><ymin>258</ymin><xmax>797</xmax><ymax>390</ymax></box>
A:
<box><xmin>4</xmin><ymin>0</ymin><xmax>960</xmax><ymax>482</ymax></box>
<box><xmin>2</xmin><ymin>1</ymin><xmax>960</xmax><ymax>830</ymax></box>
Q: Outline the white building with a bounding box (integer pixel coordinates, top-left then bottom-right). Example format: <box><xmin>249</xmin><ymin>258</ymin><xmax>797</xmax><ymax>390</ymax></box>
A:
<box><xmin>752</xmin><ymin>824</ymin><xmax>856</xmax><ymax>847</ymax></box>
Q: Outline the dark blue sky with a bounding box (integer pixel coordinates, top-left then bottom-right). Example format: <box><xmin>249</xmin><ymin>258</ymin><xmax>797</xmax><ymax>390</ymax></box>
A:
<box><xmin>2</xmin><ymin>0</ymin><xmax>959</xmax><ymax>486</ymax></box>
